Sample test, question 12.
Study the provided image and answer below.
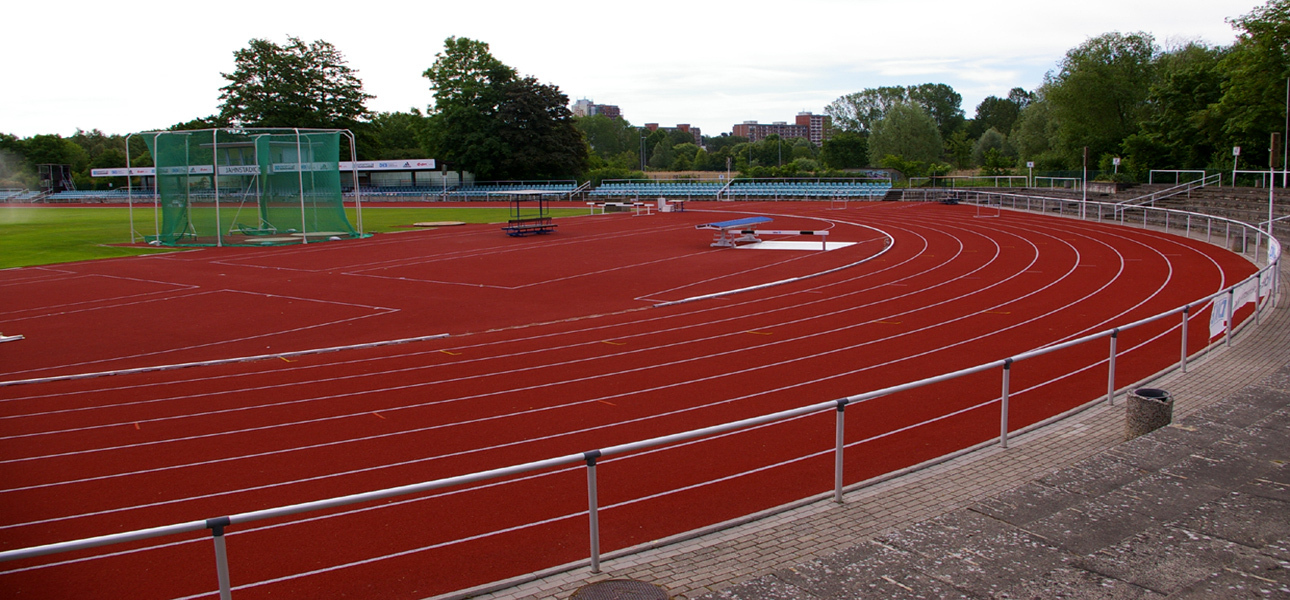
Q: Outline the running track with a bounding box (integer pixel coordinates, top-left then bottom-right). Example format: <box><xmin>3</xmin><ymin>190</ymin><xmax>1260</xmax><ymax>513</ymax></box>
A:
<box><xmin>0</xmin><ymin>201</ymin><xmax>1257</xmax><ymax>599</ymax></box>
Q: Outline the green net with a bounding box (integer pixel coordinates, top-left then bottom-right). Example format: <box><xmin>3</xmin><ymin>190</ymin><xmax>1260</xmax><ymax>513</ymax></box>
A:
<box><xmin>144</xmin><ymin>128</ymin><xmax>359</xmax><ymax>246</ymax></box>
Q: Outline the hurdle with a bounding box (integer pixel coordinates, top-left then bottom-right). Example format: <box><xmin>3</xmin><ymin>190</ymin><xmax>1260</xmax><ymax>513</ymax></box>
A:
<box><xmin>975</xmin><ymin>196</ymin><xmax>1002</xmax><ymax>218</ymax></box>
<box><xmin>738</xmin><ymin>229</ymin><xmax>830</xmax><ymax>250</ymax></box>
<box><xmin>829</xmin><ymin>195</ymin><xmax>848</xmax><ymax>210</ymax></box>
<box><xmin>0</xmin><ymin>333</ymin><xmax>23</xmax><ymax>343</ymax></box>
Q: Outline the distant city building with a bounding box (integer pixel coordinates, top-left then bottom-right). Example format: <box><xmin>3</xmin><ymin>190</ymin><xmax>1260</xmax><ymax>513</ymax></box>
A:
<box><xmin>572</xmin><ymin>99</ymin><xmax>622</xmax><ymax>119</ymax></box>
<box><xmin>733</xmin><ymin>112</ymin><xmax>832</xmax><ymax>145</ymax></box>
<box><xmin>795</xmin><ymin>112</ymin><xmax>832</xmax><ymax>146</ymax></box>
<box><xmin>645</xmin><ymin>123</ymin><xmax>702</xmax><ymax>146</ymax></box>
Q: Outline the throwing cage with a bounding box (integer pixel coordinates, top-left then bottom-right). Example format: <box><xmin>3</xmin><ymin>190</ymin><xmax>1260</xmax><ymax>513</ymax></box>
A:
<box><xmin>133</xmin><ymin>128</ymin><xmax>364</xmax><ymax>246</ymax></box>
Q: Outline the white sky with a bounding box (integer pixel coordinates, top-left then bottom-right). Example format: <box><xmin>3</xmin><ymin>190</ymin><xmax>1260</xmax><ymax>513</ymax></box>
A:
<box><xmin>0</xmin><ymin>0</ymin><xmax>1262</xmax><ymax>140</ymax></box>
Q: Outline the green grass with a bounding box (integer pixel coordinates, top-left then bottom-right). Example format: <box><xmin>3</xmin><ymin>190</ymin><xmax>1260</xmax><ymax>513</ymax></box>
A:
<box><xmin>0</xmin><ymin>206</ymin><xmax>588</xmax><ymax>270</ymax></box>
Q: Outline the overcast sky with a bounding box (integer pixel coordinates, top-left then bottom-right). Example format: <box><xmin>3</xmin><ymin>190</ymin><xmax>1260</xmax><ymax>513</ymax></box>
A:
<box><xmin>1</xmin><ymin>0</ymin><xmax>1263</xmax><ymax>140</ymax></box>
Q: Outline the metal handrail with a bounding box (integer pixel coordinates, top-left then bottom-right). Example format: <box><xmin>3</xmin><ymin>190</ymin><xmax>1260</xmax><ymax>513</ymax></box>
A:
<box><xmin>1</xmin><ymin>195</ymin><xmax>1280</xmax><ymax>600</ymax></box>
<box><xmin>1115</xmin><ymin>172</ymin><xmax>1221</xmax><ymax>209</ymax></box>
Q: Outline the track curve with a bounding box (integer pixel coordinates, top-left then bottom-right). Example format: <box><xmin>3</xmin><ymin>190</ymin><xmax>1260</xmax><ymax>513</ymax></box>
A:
<box><xmin>0</xmin><ymin>201</ymin><xmax>1257</xmax><ymax>599</ymax></box>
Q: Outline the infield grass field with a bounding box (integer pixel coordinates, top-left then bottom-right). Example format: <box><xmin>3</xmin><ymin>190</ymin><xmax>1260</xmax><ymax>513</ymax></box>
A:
<box><xmin>0</xmin><ymin>205</ymin><xmax>586</xmax><ymax>269</ymax></box>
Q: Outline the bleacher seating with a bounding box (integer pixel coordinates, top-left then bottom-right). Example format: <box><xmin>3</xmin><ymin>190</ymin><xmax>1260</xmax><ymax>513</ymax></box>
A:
<box><xmin>43</xmin><ymin>189</ymin><xmax>154</xmax><ymax>203</ymax></box>
<box><xmin>588</xmin><ymin>179</ymin><xmax>892</xmax><ymax>200</ymax></box>
<box><xmin>358</xmin><ymin>181</ymin><xmax>577</xmax><ymax>200</ymax></box>
<box><xmin>724</xmin><ymin>180</ymin><xmax>891</xmax><ymax>199</ymax></box>
<box><xmin>0</xmin><ymin>189</ymin><xmax>42</xmax><ymax>202</ymax></box>
<box><xmin>589</xmin><ymin>181</ymin><xmax>725</xmax><ymax>199</ymax></box>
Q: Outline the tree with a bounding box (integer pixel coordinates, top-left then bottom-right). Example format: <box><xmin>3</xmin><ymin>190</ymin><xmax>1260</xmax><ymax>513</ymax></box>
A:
<box><xmin>494</xmin><ymin>76</ymin><xmax>588</xmax><ymax>179</ymax></box>
<box><xmin>422</xmin><ymin>37</ymin><xmax>586</xmax><ymax>179</ymax></box>
<box><xmin>1207</xmin><ymin>0</ymin><xmax>1290</xmax><ymax>167</ymax></box>
<box><xmin>575</xmin><ymin>114</ymin><xmax>638</xmax><ymax>160</ymax></box>
<box><xmin>1012</xmin><ymin>96</ymin><xmax>1064</xmax><ymax>169</ymax></box>
<box><xmin>972</xmin><ymin>128</ymin><xmax>1010</xmax><ymax>167</ymax></box>
<box><xmin>820</xmin><ymin>131</ymin><xmax>868</xmax><ymax>169</ymax></box>
<box><xmin>970</xmin><ymin>90</ymin><xmax>1029</xmax><ymax>138</ymax></box>
<box><xmin>1044</xmin><ymin>32</ymin><xmax>1158</xmax><ymax>165</ymax></box>
<box><xmin>1123</xmin><ymin>42</ymin><xmax>1227</xmax><ymax>170</ymax></box>
<box><xmin>907</xmin><ymin>83</ymin><xmax>966</xmax><ymax>139</ymax></box>
<box><xmin>868</xmin><ymin>102</ymin><xmax>943</xmax><ymax>167</ymax></box>
<box><xmin>825</xmin><ymin>86</ymin><xmax>909</xmax><ymax>133</ymax></box>
<box><xmin>218</xmin><ymin>37</ymin><xmax>373</xmax><ymax>129</ymax></box>
<box><xmin>945</xmin><ymin>129</ymin><xmax>973</xmax><ymax>169</ymax></box>
<box><xmin>369</xmin><ymin>110</ymin><xmax>431</xmax><ymax>159</ymax></box>
<box><xmin>827</xmin><ymin>84</ymin><xmax>964</xmax><ymax>137</ymax></box>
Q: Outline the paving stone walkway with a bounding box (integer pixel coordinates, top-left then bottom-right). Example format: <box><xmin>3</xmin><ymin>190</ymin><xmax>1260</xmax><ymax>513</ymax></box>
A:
<box><xmin>469</xmin><ymin>269</ymin><xmax>1290</xmax><ymax>600</ymax></box>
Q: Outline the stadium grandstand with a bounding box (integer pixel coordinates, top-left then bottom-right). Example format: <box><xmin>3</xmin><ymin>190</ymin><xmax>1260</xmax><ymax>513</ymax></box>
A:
<box><xmin>358</xmin><ymin>180</ymin><xmax>580</xmax><ymax>200</ymax></box>
<box><xmin>589</xmin><ymin>177</ymin><xmax>893</xmax><ymax>201</ymax></box>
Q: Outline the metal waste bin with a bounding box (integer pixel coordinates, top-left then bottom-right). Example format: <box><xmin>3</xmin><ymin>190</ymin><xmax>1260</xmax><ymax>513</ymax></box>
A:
<box><xmin>1125</xmin><ymin>388</ymin><xmax>1173</xmax><ymax>440</ymax></box>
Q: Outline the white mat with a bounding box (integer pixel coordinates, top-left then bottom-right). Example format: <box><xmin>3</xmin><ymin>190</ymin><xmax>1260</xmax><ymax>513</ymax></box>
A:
<box><xmin>735</xmin><ymin>241</ymin><xmax>856</xmax><ymax>251</ymax></box>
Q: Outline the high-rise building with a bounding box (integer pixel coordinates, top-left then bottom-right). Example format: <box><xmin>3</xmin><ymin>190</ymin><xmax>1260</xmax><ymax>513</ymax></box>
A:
<box><xmin>572</xmin><ymin>99</ymin><xmax>622</xmax><ymax>119</ymax></box>
<box><xmin>795</xmin><ymin>112</ymin><xmax>832</xmax><ymax>146</ymax></box>
<box><xmin>645</xmin><ymin>123</ymin><xmax>702</xmax><ymax>146</ymax></box>
<box><xmin>733</xmin><ymin>112</ymin><xmax>832</xmax><ymax>144</ymax></box>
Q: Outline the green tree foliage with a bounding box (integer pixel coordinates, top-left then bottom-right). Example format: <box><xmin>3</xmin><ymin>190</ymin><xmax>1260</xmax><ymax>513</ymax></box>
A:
<box><xmin>495</xmin><ymin>76</ymin><xmax>589</xmax><ymax>179</ymax></box>
<box><xmin>969</xmin><ymin>88</ymin><xmax>1031</xmax><ymax>138</ymax></box>
<box><xmin>945</xmin><ymin>129</ymin><xmax>973</xmax><ymax>169</ymax></box>
<box><xmin>907</xmin><ymin>83</ymin><xmax>967</xmax><ymax>139</ymax></box>
<box><xmin>972</xmin><ymin>128</ymin><xmax>1011</xmax><ymax>167</ymax></box>
<box><xmin>575</xmin><ymin>115</ymin><xmax>639</xmax><ymax>161</ymax></box>
<box><xmin>827</xmin><ymin>84</ymin><xmax>964</xmax><ymax>138</ymax></box>
<box><xmin>422</xmin><ymin>37</ymin><xmax>587</xmax><ymax>180</ymax></box>
<box><xmin>1208</xmin><ymin>0</ymin><xmax>1290</xmax><ymax>167</ymax></box>
<box><xmin>868</xmin><ymin>102</ymin><xmax>944</xmax><ymax>168</ymax></box>
<box><xmin>1121</xmin><ymin>42</ymin><xmax>1228</xmax><ymax>171</ymax></box>
<box><xmin>218</xmin><ymin>37</ymin><xmax>373</xmax><ymax>129</ymax></box>
<box><xmin>825</xmin><ymin>86</ymin><xmax>908</xmax><ymax>133</ymax></box>
<box><xmin>368</xmin><ymin>110</ymin><xmax>431</xmax><ymax>159</ymax></box>
<box><xmin>1012</xmin><ymin>94</ymin><xmax>1064</xmax><ymax>169</ymax></box>
<box><xmin>1044</xmin><ymin>32</ymin><xmax>1158</xmax><ymax>165</ymax></box>
<box><xmin>820</xmin><ymin>131</ymin><xmax>868</xmax><ymax>169</ymax></box>
<box><xmin>422</xmin><ymin>37</ymin><xmax>514</xmax><ymax>178</ymax></box>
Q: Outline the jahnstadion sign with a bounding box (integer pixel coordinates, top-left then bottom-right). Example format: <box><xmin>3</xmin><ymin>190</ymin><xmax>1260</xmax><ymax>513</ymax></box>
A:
<box><xmin>92</xmin><ymin>159</ymin><xmax>437</xmax><ymax>178</ymax></box>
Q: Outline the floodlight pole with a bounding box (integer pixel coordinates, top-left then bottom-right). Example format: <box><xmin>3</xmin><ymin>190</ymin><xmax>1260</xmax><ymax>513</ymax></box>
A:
<box><xmin>295</xmin><ymin>129</ymin><xmax>308</xmax><ymax>245</ymax></box>
<box><xmin>125</xmin><ymin>133</ymin><xmax>136</xmax><ymax>244</ymax></box>
<box><xmin>213</xmin><ymin>129</ymin><xmax>222</xmax><ymax>248</ymax></box>
<box><xmin>1272</xmin><ymin>132</ymin><xmax>1281</xmax><ymax>251</ymax></box>
<box><xmin>1081</xmin><ymin>147</ymin><xmax>1088</xmax><ymax>220</ymax></box>
<box><xmin>152</xmin><ymin>133</ymin><xmax>161</xmax><ymax>242</ymax></box>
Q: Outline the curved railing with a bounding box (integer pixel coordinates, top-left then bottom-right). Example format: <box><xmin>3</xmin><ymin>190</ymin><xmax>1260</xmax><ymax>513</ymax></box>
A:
<box><xmin>1</xmin><ymin>193</ymin><xmax>1280</xmax><ymax>600</ymax></box>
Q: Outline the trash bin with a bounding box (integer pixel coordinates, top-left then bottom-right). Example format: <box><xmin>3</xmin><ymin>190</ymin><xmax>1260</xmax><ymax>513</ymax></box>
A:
<box><xmin>1125</xmin><ymin>388</ymin><xmax>1173</xmax><ymax>440</ymax></box>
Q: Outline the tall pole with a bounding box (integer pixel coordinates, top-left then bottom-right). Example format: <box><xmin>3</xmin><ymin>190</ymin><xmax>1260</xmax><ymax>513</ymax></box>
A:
<box><xmin>125</xmin><ymin>133</ymin><xmax>135</xmax><ymax>244</ymax></box>
<box><xmin>295</xmin><ymin>128</ymin><xmax>308</xmax><ymax>245</ymax></box>
<box><xmin>1272</xmin><ymin>132</ymin><xmax>1281</xmax><ymax>248</ymax></box>
<box><xmin>1233</xmin><ymin>146</ymin><xmax>1241</xmax><ymax>187</ymax></box>
<box><xmin>1081</xmin><ymin>146</ymin><xmax>1088</xmax><ymax>220</ymax></box>
<box><xmin>213</xmin><ymin>129</ymin><xmax>222</xmax><ymax>247</ymax></box>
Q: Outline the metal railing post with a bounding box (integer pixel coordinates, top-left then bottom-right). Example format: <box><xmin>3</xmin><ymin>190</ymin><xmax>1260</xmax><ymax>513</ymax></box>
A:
<box><xmin>1180</xmin><ymin>305</ymin><xmax>1190</xmax><ymax>373</ymax></box>
<box><xmin>1107</xmin><ymin>329</ymin><xmax>1118</xmax><ymax>405</ymax></box>
<box><xmin>1000</xmin><ymin>359</ymin><xmax>1012</xmax><ymax>448</ymax></box>
<box><xmin>1225</xmin><ymin>289</ymin><xmax>1236</xmax><ymax>347</ymax></box>
<box><xmin>584</xmin><ymin>451</ymin><xmax>602</xmax><ymax>573</ymax></box>
<box><xmin>207</xmin><ymin>517</ymin><xmax>233</xmax><ymax>600</ymax></box>
<box><xmin>834</xmin><ymin>399</ymin><xmax>849</xmax><ymax>503</ymax></box>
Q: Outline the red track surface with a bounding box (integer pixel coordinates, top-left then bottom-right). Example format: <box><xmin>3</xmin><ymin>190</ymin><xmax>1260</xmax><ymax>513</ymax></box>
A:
<box><xmin>0</xmin><ymin>201</ymin><xmax>1257</xmax><ymax>599</ymax></box>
